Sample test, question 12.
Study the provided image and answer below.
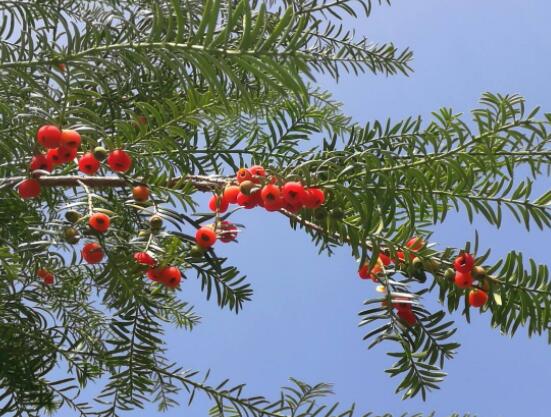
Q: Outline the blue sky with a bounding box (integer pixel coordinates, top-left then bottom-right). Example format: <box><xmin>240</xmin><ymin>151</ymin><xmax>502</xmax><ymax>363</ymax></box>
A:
<box><xmin>138</xmin><ymin>1</ymin><xmax>551</xmax><ymax>416</ymax></box>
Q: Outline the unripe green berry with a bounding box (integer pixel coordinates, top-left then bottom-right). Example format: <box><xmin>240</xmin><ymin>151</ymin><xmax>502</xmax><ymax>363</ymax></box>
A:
<box><xmin>93</xmin><ymin>146</ymin><xmax>108</xmax><ymax>161</ymax></box>
<box><xmin>472</xmin><ymin>265</ymin><xmax>487</xmax><ymax>280</ymax></box>
<box><xmin>189</xmin><ymin>244</ymin><xmax>205</xmax><ymax>259</ymax></box>
<box><xmin>412</xmin><ymin>257</ymin><xmax>423</xmax><ymax>270</ymax></box>
<box><xmin>444</xmin><ymin>268</ymin><xmax>455</xmax><ymax>281</ymax></box>
<box><xmin>65</xmin><ymin>210</ymin><xmax>82</xmax><ymax>223</ymax></box>
<box><xmin>239</xmin><ymin>180</ymin><xmax>255</xmax><ymax>196</ymax></box>
<box><xmin>149</xmin><ymin>215</ymin><xmax>163</xmax><ymax>230</ymax></box>
<box><xmin>63</xmin><ymin>227</ymin><xmax>80</xmax><ymax>244</ymax></box>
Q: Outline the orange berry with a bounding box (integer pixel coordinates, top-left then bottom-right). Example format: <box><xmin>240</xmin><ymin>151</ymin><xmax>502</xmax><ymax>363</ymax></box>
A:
<box><xmin>236</xmin><ymin>168</ymin><xmax>252</xmax><ymax>184</ymax></box>
<box><xmin>60</xmin><ymin>130</ymin><xmax>81</xmax><ymax>149</ymax></box>
<box><xmin>223</xmin><ymin>185</ymin><xmax>240</xmax><ymax>204</ymax></box>
<box><xmin>88</xmin><ymin>213</ymin><xmax>111</xmax><ymax>233</ymax></box>
<box><xmin>195</xmin><ymin>226</ymin><xmax>217</xmax><ymax>249</ymax></box>
<box><xmin>468</xmin><ymin>289</ymin><xmax>489</xmax><ymax>307</ymax></box>
<box><xmin>208</xmin><ymin>194</ymin><xmax>229</xmax><ymax>213</ymax></box>
<box><xmin>132</xmin><ymin>185</ymin><xmax>150</xmax><ymax>202</ymax></box>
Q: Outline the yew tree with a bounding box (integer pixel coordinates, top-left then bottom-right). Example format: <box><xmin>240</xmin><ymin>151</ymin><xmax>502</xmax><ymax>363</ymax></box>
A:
<box><xmin>1</xmin><ymin>1</ymin><xmax>551</xmax><ymax>416</ymax></box>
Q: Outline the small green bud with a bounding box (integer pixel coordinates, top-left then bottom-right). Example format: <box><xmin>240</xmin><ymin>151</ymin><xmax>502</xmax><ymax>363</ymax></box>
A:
<box><xmin>138</xmin><ymin>230</ymin><xmax>150</xmax><ymax>239</ymax></box>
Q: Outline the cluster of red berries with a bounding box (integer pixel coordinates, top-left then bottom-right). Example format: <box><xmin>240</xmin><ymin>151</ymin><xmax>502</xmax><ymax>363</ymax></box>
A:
<box><xmin>191</xmin><ymin>165</ymin><xmax>326</xmax><ymax>255</ymax></box>
<box><xmin>70</xmin><ymin>215</ymin><xmax>182</xmax><ymax>289</ymax></box>
<box><xmin>18</xmin><ymin>124</ymin><xmax>133</xmax><ymax>199</ymax></box>
<box><xmin>133</xmin><ymin>252</ymin><xmax>182</xmax><ymax>288</ymax></box>
<box><xmin>36</xmin><ymin>268</ymin><xmax>55</xmax><ymax>285</ymax></box>
<box><xmin>208</xmin><ymin>165</ymin><xmax>326</xmax><ymax>214</ymax></box>
<box><xmin>358</xmin><ymin>237</ymin><xmax>426</xmax><ymax>327</ymax></box>
<box><xmin>194</xmin><ymin>221</ymin><xmax>238</xmax><ymax>253</ymax></box>
<box><xmin>451</xmin><ymin>252</ymin><xmax>489</xmax><ymax>308</ymax></box>
<box><xmin>358</xmin><ymin>237</ymin><xmax>425</xmax><ymax>282</ymax></box>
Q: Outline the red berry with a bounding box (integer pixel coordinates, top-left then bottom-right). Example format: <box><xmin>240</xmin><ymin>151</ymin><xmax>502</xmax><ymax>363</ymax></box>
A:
<box><xmin>43</xmin><ymin>273</ymin><xmax>55</xmax><ymax>285</ymax></box>
<box><xmin>263</xmin><ymin>195</ymin><xmax>284</xmax><ymax>212</ymax></box>
<box><xmin>303</xmin><ymin>188</ymin><xmax>325</xmax><ymax>209</ymax></box>
<box><xmin>453</xmin><ymin>252</ymin><xmax>475</xmax><ymax>273</ymax></box>
<box><xmin>18</xmin><ymin>179</ymin><xmax>41</xmax><ymax>199</ymax></box>
<box><xmin>36</xmin><ymin>268</ymin><xmax>49</xmax><ymax>279</ymax></box>
<box><xmin>282</xmin><ymin>182</ymin><xmax>306</xmax><ymax>206</ymax></box>
<box><xmin>195</xmin><ymin>226</ymin><xmax>217</xmax><ymax>249</ymax></box>
<box><xmin>36</xmin><ymin>125</ymin><xmax>62</xmax><ymax>148</ymax></box>
<box><xmin>468</xmin><ymin>289</ymin><xmax>489</xmax><ymax>307</ymax></box>
<box><xmin>57</xmin><ymin>146</ymin><xmax>77</xmax><ymax>164</ymax></box>
<box><xmin>82</xmin><ymin>242</ymin><xmax>104</xmax><ymax>264</ymax></box>
<box><xmin>78</xmin><ymin>153</ymin><xmax>100</xmax><ymax>175</ymax></box>
<box><xmin>145</xmin><ymin>268</ymin><xmax>160</xmax><ymax>282</ymax></box>
<box><xmin>249</xmin><ymin>165</ymin><xmax>266</xmax><ymax>177</ymax></box>
<box><xmin>260</xmin><ymin>184</ymin><xmax>281</xmax><ymax>204</ymax></box>
<box><xmin>397</xmin><ymin>308</ymin><xmax>417</xmax><ymax>327</ymax></box>
<box><xmin>454</xmin><ymin>271</ymin><xmax>473</xmax><ymax>289</ymax></box>
<box><xmin>133</xmin><ymin>252</ymin><xmax>156</xmax><ymax>266</ymax></box>
<box><xmin>107</xmin><ymin>149</ymin><xmax>132</xmax><ymax>172</ymax></box>
<box><xmin>46</xmin><ymin>148</ymin><xmax>62</xmax><ymax>166</ymax></box>
<box><xmin>219</xmin><ymin>220</ymin><xmax>238</xmax><ymax>243</ymax></box>
<box><xmin>236</xmin><ymin>168</ymin><xmax>252</xmax><ymax>184</ymax></box>
<box><xmin>358</xmin><ymin>264</ymin><xmax>370</xmax><ymax>280</ymax></box>
<box><xmin>88</xmin><ymin>213</ymin><xmax>111</xmax><ymax>233</ymax></box>
<box><xmin>132</xmin><ymin>185</ymin><xmax>150</xmax><ymax>202</ymax></box>
<box><xmin>159</xmin><ymin>266</ymin><xmax>182</xmax><ymax>288</ymax></box>
<box><xmin>29</xmin><ymin>154</ymin><xmax>53</xmax><ymax>172</ymax></box>
<box><xmin>223</xmin><ymin>186</ymin><xmax>240</xmax><ymax>204</ymax></box>
<box><xmin>249</xmin><ymin>165</ymin><xmax>266</xmax><ymax>183</ymax></box>
<box><xmin>283</xmin><ymin>201</ymin><xmax>302</xmax><ymax>213</ymax></box>
<box><xmin>236</xmin><ymin>191</ymin><xmax>258</xmax><ymax>209</ymax></box>
<box><xmin>60</xmin><ymin>129</ymin><xmax>81</xmax><ymax>149</ymax></box>
<box><xmin>406</xmin><ymin>237</ymin><xmax>425</xmax><ymax>251</ymax></box>
<box><xmin>393</xmin><ymin>301</ymin><xmax>412</xmax><ymax>312</ymax></box>
<box><xmin>378</xmin><ymin>253</ymin><xmax>392</xmax><ymax>266</ymax></box>
<box><xmin>395</xmin><ymin>251</ymin><xmax>405</xmax><ymax>263</ymax></box>
<box><xmin>208</xmin><ymin>194</ymin><xmax>229</xmax><ymax>213</ymax></box>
